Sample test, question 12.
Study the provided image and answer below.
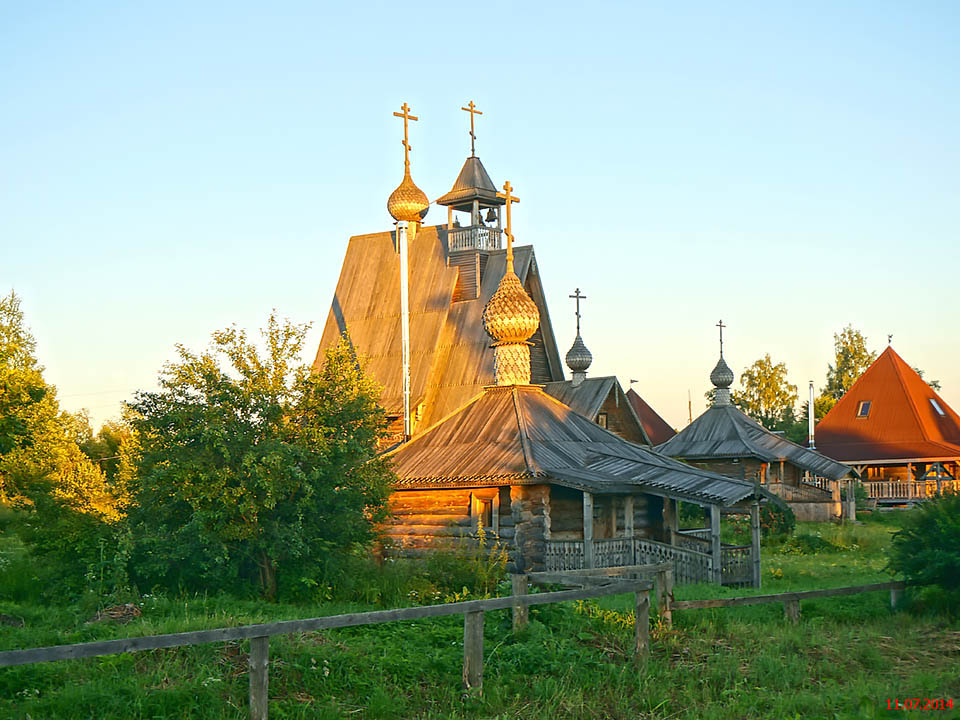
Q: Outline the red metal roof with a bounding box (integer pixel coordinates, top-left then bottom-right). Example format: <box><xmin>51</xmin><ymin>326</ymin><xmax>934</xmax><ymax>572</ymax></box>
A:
<box><xmin>814</xmin><ymin>347</ymin><xmax>960</xmax><ymax>463</ymax></box>
<box><xmin>626</xmin><ymin>389</ymin><xmax>677</xmax><ymax>445</ymax></box>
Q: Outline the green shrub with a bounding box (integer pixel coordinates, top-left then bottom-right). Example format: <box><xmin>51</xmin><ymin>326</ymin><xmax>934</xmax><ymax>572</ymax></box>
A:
<box><xmin>777</xmin><ymin>532</ymin><xmax>840</xmax><ymax>555</ymax></box>
<box><xmin>888</xmin><ymin>491</ymin><xmax>960</xmax><ymax>606</ymax></box>
<box><xmin>760</xmin><ymin>500</ymin><xmax>795</xmax><ymax>538</ymax></box>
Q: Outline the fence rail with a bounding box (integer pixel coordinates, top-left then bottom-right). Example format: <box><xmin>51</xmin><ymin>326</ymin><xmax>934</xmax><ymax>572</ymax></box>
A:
<box><xmin>0</xmin><ymin>577</ymin><xmax>652</xmax><ymax>719</ymax></box>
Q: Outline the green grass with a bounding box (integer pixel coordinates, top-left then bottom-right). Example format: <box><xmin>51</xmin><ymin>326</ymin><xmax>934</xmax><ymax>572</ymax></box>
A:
<box><xmin>1</xmin><ymin>513</ymin><xmax>958</xmax><ymax>719</ymax></box>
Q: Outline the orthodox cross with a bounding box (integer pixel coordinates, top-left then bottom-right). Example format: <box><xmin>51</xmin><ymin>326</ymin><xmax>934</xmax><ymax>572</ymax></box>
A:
<box><xmin>716</xmin><ymin>319</ymin><xmax>726</xmax><ymax>357</ymax></box>
<box><xmin>569</xmin><ymin>288</ymin><xmax>587</xmax><ymax>335</ymax></box>
<box><xmin>462</xmin><ymin>100</ymin><xmax>482</xmax><ymax>156</ymax></box>
<box><xmin>393</xmin><ymin>102</ymin><xmax>418</xmax><ymax>171</ymax></box>
<box><xmin>498</xmin><ymin>180</ymin><xmax>520</xmax><ymax>271</ymax></box>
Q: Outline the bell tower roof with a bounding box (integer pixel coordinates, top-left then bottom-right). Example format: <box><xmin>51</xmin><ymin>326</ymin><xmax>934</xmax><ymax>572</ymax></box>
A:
<box><xmin>436</xmin><ymin>155</ymin><xmax>504</xmax><ymax>211</ymax></box>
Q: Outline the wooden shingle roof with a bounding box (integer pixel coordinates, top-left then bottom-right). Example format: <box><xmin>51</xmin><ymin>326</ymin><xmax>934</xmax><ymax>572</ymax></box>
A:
<box><xmin>657</xmin><ymin>403</ymin><xmax>852</xmax><ymax>481</ymax></box>
<box><xmin>815</xmin><ymin>346</ymin><xmax>960</xmax><ymax>464</ymax></box>
<box><xmin>313</xmin><ymin>225</ymin><xmax>564</xmax><ymax>432</ymax></box>
<box><xmin>387</xmin><ymin>385</ymin><xmax>768</xmax><ymax>507</ymax></box>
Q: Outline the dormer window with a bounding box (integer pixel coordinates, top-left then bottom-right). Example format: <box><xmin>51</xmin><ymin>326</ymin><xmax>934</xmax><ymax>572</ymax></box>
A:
<box><xmin>597</xmin><ymin>412</ymin><xmax>608</xmax><ymax>429</ymax></box>
<box><xmin>930</xmin><ymin>398</ymin><xmax>945</xmax><ymax>416</ymax></box>
<box><xmin>856</xmin><ymin>401</ymin><xmax>871</xmax><ymax>418</ymax></box>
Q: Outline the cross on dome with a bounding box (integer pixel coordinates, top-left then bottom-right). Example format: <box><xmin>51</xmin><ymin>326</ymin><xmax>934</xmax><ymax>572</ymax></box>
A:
<box><xmin>461</xmin><ymin>101</ymin><xmax>482</xmax><ymax>156</ymax></box>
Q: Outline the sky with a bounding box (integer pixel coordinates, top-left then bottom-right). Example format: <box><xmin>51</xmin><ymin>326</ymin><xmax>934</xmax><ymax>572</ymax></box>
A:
<box><xmin>2</xmin><ymin>1</ymin><xmax>958</xmax><ymax>431</ymax></box>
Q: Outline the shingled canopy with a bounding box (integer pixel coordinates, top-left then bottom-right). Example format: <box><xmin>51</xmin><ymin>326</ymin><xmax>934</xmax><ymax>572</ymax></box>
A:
<box><xmin>388</xmin><ymin>384</ymin><xmax>768</xmax><ymax>508</ymax></box>
<box><xmin>657</xmin><ymin>401</ymin><xmax>852</xmax><ymax>481</ymax></box>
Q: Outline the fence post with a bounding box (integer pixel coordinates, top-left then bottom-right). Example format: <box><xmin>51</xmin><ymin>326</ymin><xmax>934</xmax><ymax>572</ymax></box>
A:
<box><xmin>710</xmin><ymin>505</ymin><xmax>722</xmax><ymax>584</ymax></box>
<box><xmin>634</xmin><ymin>589</ymin><xmax>650</xmax><ymax>664</ymax></box>
<box><xmin>750</xmin><ymin>500</ymin><xmax>761</xmax><ymax>589</ymax></box>
<box><xmin>511</xmin><ymin>574</ymin><xmax>529</xmax><ymax>631</ymax></box>
<box><xmin>463</xmin><ymin>611</ymin><xmax>484</xmax><ymax>692</ymax></box>
<box><xmin>890</xmin><ymin>587</ymin><xmax>901</xmax><ymax>610</ymax></box>
<box><xmin>783</xmin><ymin>599</ymin><xmax>800</xmax><ymax>624</ymax></box>
<box><xmin>249</xmin><ymin>636</ymin><xmax>269</xmax><ymax>720</ymax></box>
<box><xmin>656</xmin><ymin>566</ymin><xmax>673</xmax><ymax>628</ymax></box>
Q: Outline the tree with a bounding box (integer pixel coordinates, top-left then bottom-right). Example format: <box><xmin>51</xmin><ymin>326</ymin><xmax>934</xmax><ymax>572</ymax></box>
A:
<box><xmin>730</xmin><ymin>354</ymin><xmax>798</xmax><ymax>430</ymax></box>
<box><xmin>0</xmin><ymin>291</ymin><xmax>121</xmax><ymax>520</ymax></box>
<box><xmin>824</xmin><ymin>326</ymin><xmax>877</xmax><ymax>401</ymax></box>
<box><xmin>126</xmin><ymin>314</ymin><xmax>393</xmax><ymax>599</ymax></box>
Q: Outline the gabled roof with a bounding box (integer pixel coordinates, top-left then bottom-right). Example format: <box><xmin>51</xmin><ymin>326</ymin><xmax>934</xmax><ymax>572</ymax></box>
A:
<box><xmin>657</xmin><ymin>403</ymin><xmax>851</xmax><ymax>481</ymax></box>
<box><xmin>626</xmin><ymin>388</ymin><xmax>677</xmax><ymax>445</ymax></box>
<box><xmin>435</xmin><ymin>156</ymin><xmax>504</xmax><ymax>210</ymax></box>
<box><xmin>543</xmin><ymin>376</ymin><xmax>651</xmax><ymax>444</ymax></box>
<box><xmin>313</xmin><ymin>225</ymin><xmax>564</xmax><ymax>432</ymax></box>
<box><xmin>815</xmin><ymin>346</ymin><xmax>960</xmax><ymax>464</ymax></box>
<box><xmin>387</xmin><ymin>385</ymin><xmax>769</xmax><ymax>507</ymax></box>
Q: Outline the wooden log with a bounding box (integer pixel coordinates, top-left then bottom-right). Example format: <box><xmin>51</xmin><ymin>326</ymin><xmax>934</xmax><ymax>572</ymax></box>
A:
<box><xmin>386</xmin><ymin>514</ymin><xmax>470</xmax><ymax>526</ymax></box>
<box><xmin>462</xmin><ymin>611</ymin><xmax>484</xmax><ymax>692</ymax></box>
<box><xmin>583</xmin><ymin>492</ymin><xmax>594</xmax><ymax>569</ymax></box>
<box><xmin>783</xmin><ymin>599</ymin><xmax>800</xmax><ymax>624</ymax></box>
<box><xmin>890</xmin><ymin>587</ymin><xmax>901</xmax><ymax>609</ymax></box>
<box><xmin>634</xmin><ymin>590</ymin><xmax>650</xmax><ymax>664</ymax></box>
<box><xmin>511</xmin><ymin>575</ymin><xmax>528</xmax><ymax>631</ymax></box>
<box><xmin>656</xmin><ymin>567</ymin><xmax>674</xmax><ymax>628</ymax></box>
<box><xmin>248</xmin><ymin>636</ymin><xmax>269</xmax><ymax>720</ymax></box>
<box><xmin>710</xmin><ymin>505</ymin><xmax>722</xmax><ymax>584</ymax></box>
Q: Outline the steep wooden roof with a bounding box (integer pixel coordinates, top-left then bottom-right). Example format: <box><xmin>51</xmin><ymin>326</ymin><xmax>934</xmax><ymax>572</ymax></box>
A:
<box><xmin>626</xmin><ymin>388</ymin><xmax>677</xmax><ymax>445</ymax></box>
<box><xmin>313</xmin><ymin>225</ymin><xmax>564</xmax><ymax>432</ymax></box>
<box><xmin>543</xmin><ymin>376</ymin><xmax>651</xmax><ymax>444</ymax></box>
<box><xmin>387</xmin><ymin>385</ymin><xmax>768</xmax><ymax>507</ymax></box>
<box><xmin>657</xmin><ymin>403</ymin><xmax>851</xmax><ymax>481</ymax></box>
<box><xmin>815</xmin><ymin>346</ymin><xmax>960</xmax><ymax>464</ymax></box>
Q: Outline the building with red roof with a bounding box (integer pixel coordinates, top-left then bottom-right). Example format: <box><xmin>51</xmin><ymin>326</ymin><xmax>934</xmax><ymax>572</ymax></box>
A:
<box><xmin>626</xmin><ymin>389</ymin><xmax>677</xmax><ymax>445</ymax></box>
<box><xmin>814</xmin><ymin>346</ymin><xmax>960</xmax><ymax>503</ymax></box>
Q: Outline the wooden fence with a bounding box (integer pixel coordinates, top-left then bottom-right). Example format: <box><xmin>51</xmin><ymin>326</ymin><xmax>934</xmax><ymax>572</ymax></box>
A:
<box><xmin>665</xmin><ymin>581</ymin><xmax>906</xmax><ymax>626</ymax></box>
<box><xmin>0</xmin><ymin>577</ymin><xmax>652</xmax><ymax>720</ymax></box>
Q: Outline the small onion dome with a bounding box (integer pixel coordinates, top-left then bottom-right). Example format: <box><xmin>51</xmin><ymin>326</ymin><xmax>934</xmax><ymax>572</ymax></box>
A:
<box><xmin>482</xmin><ymin>270</ymin><xmax>540</xmax><ymax>344</ymax></box>
<box><xmin>565</xmin><ymin>334</ymin><xmax>592</xmax><ymax>373</ymax></box>
<box><xmin>710</xmin><ymin>356</ymin><xmax>735</xmax><ymax>389</ymax></box>
<box><xmin>387</xmin><ymin>169</ymin><xmax>429</xmax><ymax>223</ymax></box>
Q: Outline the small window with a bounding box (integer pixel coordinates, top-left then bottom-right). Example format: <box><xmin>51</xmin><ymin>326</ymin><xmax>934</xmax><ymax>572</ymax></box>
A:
<box><xmin>479</xmin><ymin>499</ymin><xmax>493</xmax><ymax>529</ymax></box>
<box><xmin>856</xmin><ymin>401</ymin><xmax>871</xmax><ymax>418</ymax></box>
<box><xmin>930</xmin><ymin>398</ymin><xmax>945</xmax><ymax>416</ymax></box>
<box><xmin>596</xmin><ymin>412</ymin><xmax>608</xmax><ymax>429</ymax></box>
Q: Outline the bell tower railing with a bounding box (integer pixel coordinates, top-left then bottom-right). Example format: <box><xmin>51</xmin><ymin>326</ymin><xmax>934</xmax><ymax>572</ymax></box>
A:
<box><xmin>449</xmin><ymin>226</ymin><xmax>502</xmax><ymax>252</ymax></box>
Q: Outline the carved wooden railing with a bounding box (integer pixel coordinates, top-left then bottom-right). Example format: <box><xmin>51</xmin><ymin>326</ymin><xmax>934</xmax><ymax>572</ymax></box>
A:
<box><xmin>633</xmin><ymin>538</ymin><xmax>712</xmax><ymax>586</ymax></box>
<box><xmin>448</xmin><ymin>226</ymin><xmax>501</xmax><ymax>252</ymax></box>
<box><xmin>863</xmin><ymin>480</ymin><xmax>958</xmax><ymax>501</ymax></box>
<box><xmin>720</xmin><ymin>545</ymin><xmax>753</xmax><ymax>585</ymax></box>
<box><xmin>544</xmin><ymin>540</ymin><xmax>584</xmax><ymax>571</ymax></box>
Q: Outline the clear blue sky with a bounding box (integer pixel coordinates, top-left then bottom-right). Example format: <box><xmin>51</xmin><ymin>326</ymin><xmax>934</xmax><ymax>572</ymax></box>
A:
<box><xmin>3</xmin><ymin>1</ymin><xmax>958</xmax><ymax>430</ymax></box>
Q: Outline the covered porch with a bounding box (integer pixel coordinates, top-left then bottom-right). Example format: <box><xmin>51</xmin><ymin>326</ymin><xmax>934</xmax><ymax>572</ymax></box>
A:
<box><xmin>856</xmin><ymin>461</ymin><xmax>959</xmax><ymax>505</ymax></box>
<box><xmin>543</xmin><ymin>489</ymin><xmax>762</xmax><ymax>588</ymax></box>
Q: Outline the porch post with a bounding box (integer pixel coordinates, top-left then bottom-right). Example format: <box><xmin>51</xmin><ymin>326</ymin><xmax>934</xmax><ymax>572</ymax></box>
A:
<box><xmin>583</xmin><ymin>491</ymin><xmax>595</xmax><ymax>569</ymax></box>
<box><xmin>750</xmin><ymin>500</ymin><xmax>761</xmax><ymax>589</ymax></box>
<box><xmin>935</xmin><ymin>462</ymin><xmax>943</xmax><ymax>495</ymax></box>
<box><xmin>663</xmin><ymin>498</ymin><xmax>678</xmax><ymax>545</ymax></box>
<box><xmin>710</xmin><ymin>504</ymin><xmax>722</xmax><ymax>584</ymax></box>
<box><xmin>848</xmin><ymin>479</ymin><xmax>857</xmax><ymax>520</ymax></box>
<box><xmin>624</xmin><ymin>496</ymin><xmax>635</xmax><ymax>563</ymax></box>
<box><xmin>906</xmin><ymin>462</ymin><xmax>913</xmax><ymax>501</ymax></box>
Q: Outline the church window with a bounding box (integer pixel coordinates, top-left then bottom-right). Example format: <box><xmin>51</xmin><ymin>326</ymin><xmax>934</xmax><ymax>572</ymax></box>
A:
<box><xmin>856</xmin><ymin>401</ymin><xmax>871</xmax><ymax>418</ymax></box>
<box><xmin>596</xmin><ymin>412</ymin><xmax>608</xmax><ymax>429</ymax></box>
<box><xmin>930</xmin><ymin>398</ymin><xmax>945</xmax><ymax>416</ymax></box>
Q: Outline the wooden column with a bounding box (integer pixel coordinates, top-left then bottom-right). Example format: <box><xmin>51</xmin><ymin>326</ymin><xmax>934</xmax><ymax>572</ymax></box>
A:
<box><xmin>511</xmin><ymin>574</ymin><xmax>528</xmax><ymax>631</ymax></box>
<box><xmin>583</xmin><ymin>492</ymin><xmax>595</xmax><ymax>569</ymax></box>
<box><xmin>710</xmin><ymin>504</ymin><xmax>722</xmax><ymax>584</ymax></box>
<box><xmin>935</xmin><ymin>462</ymin><xmax>943</xmax><ymax>495</ymax></box>
<box><xmin>609</xmin><ymin>498</ymin><xmax>617</xmax><ymax>538</ymax></box>
<box><xmin>462</xmin><ymin>611</ymin><xmax>484</xmax><ymax>692</ymax></box>
<box><xmin>624</xmin><ymin>496</ymin><xmax>635</xmax><ymax>563</ymax></box>
<box><xmin>249</xmin><ymin>636</ymin><xmax>269</xmax><ymax>720</ymax></box>
<box><xmin>847</xmin><ymin>479</ymin><xmax>857</xmax><ymax>521</ymax></box>
<box><xmin>907</xmin><ymin>462</ymin><xmax>913</xmax><ymax>501</ymax></box>
<box><xmin>634</xmin><ymin>589</ymin><xmax>650</xmax><ymax>664</ymax></box>
<box><xmin>750</xmin><ymin>500</ymin><xmax>762</xmax><ymax>589</ymax></box>
<box><xmin>662</xmin><ymin>498</ymin><xmax>678</xmax><ymax>545</ymax></box>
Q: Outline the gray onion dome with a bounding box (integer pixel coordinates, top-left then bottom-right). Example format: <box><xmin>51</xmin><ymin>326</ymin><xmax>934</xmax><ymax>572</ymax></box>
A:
<box><xmin>565</xmin><ymin>334</ymin><xmax>593</xmax><ymax>373</ymax></box>
<box><xmin>710</xmin><ymin>356</ymin><xmax>734</xmax><ymax>389</ymax></box>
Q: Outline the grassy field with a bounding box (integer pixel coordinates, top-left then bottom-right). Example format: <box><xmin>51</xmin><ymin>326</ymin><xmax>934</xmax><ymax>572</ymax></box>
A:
<box><xmin>1</xmin><ymin>513</ymin><xmax>958</xmax><ymax>719</ymax></box>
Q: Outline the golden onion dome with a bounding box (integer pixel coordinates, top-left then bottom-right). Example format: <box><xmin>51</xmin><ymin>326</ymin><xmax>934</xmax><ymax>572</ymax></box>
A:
<box><xmin>482</xmin><ymin>269</ymin><xmax>540</xmax><ymax>344</ymax></box>
<box><xmin>387</xmin><ymin>169</ymin><xmax>430</xmax><ymax>223</ymax></box>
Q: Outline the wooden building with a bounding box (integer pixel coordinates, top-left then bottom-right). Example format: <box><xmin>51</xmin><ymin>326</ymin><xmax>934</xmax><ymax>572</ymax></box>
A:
<box><xmin>315</xmin><ymin>105</ymin><xmax>769</xmax><ymax>585</ymax></box>
<box><xmin>658</xmin><ymin>344</ymin><xmax>853</xmax><ymax>522</ymax></box>
<box><xmin>814</xmin><ymin>346</ymin><xmax>960</xmax><ymax>504</ymax></box>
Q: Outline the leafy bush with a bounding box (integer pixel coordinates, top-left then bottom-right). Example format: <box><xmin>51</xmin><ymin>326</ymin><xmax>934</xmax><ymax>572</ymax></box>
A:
<box><xmin>759</xmin><ymin>500</ymin><xmax>795</xmax><ymax>538</ymax></box>
<box><xmin>777</xmin><ymin>532</ymin><xmax>840</xmax><ymax>555</ymax></box>
<box><xmin>888</xmin><ymin>491</ymin><xmax>960</xmax><ymax>604</ymax></box>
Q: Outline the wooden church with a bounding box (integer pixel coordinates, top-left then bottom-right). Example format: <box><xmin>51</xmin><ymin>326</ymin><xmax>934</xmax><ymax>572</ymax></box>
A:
<box><xmin>313</xmin><ymin>103</ymin><xmax>771</xmax><ymax>585</ymax></box>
